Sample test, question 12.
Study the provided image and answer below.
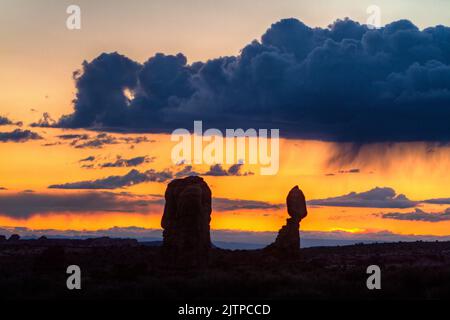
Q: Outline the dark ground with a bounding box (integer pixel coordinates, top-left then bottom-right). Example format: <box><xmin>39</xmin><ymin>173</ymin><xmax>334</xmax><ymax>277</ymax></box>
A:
<box><xmin>1</xmin><ymin>238</ymin><xmax>450</xmax><ymax>300</ymax></box>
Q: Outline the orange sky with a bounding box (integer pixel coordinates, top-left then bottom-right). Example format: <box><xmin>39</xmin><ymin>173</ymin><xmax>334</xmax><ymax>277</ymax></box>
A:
<box><xmin>2</xmin><ymin>0</ymin><xmax>450</xmax><ymax>238</ymax></box>
<box><xmin>0</xmin><ymin>126</ymin><xmax>449</xmax><ymax>236</ymax></box>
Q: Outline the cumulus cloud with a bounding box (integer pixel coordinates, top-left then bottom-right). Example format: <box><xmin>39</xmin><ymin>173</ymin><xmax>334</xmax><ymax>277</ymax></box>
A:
<box><xmin>380</xmin><ymin>208</ymin><xmax>450</xmax><ymax>222</ymax></box>
<box><xmin>309</xmin><ymin>187</ymin><xmax>416</xmax><ymax>208</ymax></box>
<box><xmin>50</xmin><ymin>18</ymin><xmax>450</xmax><ymax>142</ymax></box>
<box><xmin>0</xmin><ymin>129</ymin><xmax>42</xmax><ymax>142</ymax></box>
<box><xmin>0</xmin><ymin>192</ymin><xmax>163</xmax><ymax>219</ymax></box>
<box><xmin>49</xmin><ymin>169</ymin><xmax>173</xmax><ymax>189</ymax></box>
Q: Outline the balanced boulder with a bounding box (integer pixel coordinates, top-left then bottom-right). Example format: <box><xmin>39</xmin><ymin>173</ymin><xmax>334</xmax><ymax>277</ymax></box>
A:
<box><xmin>266</xmin><ymin>186</ymin><xmax>307</xmax><ymax>255</ymax></box>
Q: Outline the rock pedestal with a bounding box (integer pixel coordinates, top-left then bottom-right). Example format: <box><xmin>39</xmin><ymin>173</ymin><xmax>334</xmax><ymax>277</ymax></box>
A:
<box><xmin>266</xmin><ymin>186</ymin><xmax>307</xmax><ymax>255</ymax></box>
<box><xmin>161</xmin><ymin>176</ymin><xmax>212</xmax><ymax>267</ymax></box>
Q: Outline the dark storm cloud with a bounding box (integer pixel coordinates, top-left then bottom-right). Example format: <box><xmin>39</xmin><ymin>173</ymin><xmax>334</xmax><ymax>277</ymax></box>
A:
<box><xmin>0</xmin><ymin>129</ymin><xmax>42</xmax><ymax>142</ymax></box>
<box><xmin>49</xmin><ymin>169</ymin><xmax>173</xmax><ymax>189</ymax></box>
<box><xmin>379</xmin><ymin>208</ymin><xmax>450</xmax><ymax>222</ymax></box>
<box><xmin>49</xmin><ymin>18</ymin><xmax>450</xmax><ymax>142</ymax></box>
<box><xmin>309</xmin><ymin>187</ymin><xmax>416</xmax><ymax>208</ymax></box>
<box><xmin>0</xmin><ymin>192</ymin><xmax>162</xmax><ymax>219</ymax></box>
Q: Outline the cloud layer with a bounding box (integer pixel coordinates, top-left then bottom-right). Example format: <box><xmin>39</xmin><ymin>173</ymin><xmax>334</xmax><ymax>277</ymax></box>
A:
<box><xmin>0</xmin><ymin>191</ymin><xmax>278</xmax><ymax>219</ymax></box>
<box><xmin>309</xmin><ymin>187</ymin><xmax>416</xmax><ymax>208</ymax></box>
<box><xmin>380</xmin><ymin>208</ymin><xmax>450</xmax><ymax>222</ymax></box>
<box><xmin>212</xmin><ymin>197</ymin><xmax>280</xmax><ymax>211</ymax></box>
<box><xmin>99</xmin><ymin>156</ymin><xmax>152</xmax><ymax>168</ymax></box>
<box><xmin>0</xmin><ymin>129</ymin><xmax>42</xmax><ymax>142</ymax></box>
<box><xmin>63</xmin><ymin>133</ymin><xmax>152</xmax><ymax>149</ymax></box>
<box><xmin>0</xmin><ymin>192</ymin><xmax>162</xmax><ymax>219</ymax></box>
<box><xmin>49</xmin><ymin>169</ymin><xmax>172</xmax><ymax>189</ymax></box>
<box><xmin>52</xmin><ymin>18</ymin><xmax>450</xmax><ymax>142</ymax></box>
<box><xmin>423</xmin><ymin>198</ymin><xmax>450</xmax><ymax>205</ymax></box>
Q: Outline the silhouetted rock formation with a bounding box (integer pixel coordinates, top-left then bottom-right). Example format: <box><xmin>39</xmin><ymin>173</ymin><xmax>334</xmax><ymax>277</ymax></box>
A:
<box><xmin>0</xmin><ymin>237</ymin><xmax>139</xmax><ymax>248</ymax></box>
<box><xmin>266</xmin><ymin>186</ymin><xmax>307</xmax><ymax>255</ymax></box>
<box><xmin>161</xmin><ymin>176</ymin><xmax>212</xmax><ymax>267</ymax></box>
<box><xmin>88</xmin><ymin>237</ymin><xmax>139</xmax><ymax>247</ymax></box>
<box><xmin>8</xmin><ymin>234</ymin><xmax>20</xmax><ymax>241</ymax></box>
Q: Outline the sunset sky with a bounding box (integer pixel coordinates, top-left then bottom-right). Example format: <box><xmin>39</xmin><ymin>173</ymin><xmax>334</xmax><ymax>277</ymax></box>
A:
<box><xmin>1</xmin><ymin>0</ymin><xmax>450</xmax><ymax>245</ymax></box>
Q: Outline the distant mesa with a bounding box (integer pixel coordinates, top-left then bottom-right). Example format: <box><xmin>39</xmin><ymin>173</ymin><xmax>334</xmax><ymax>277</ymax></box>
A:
<box><xmin>8</xmin><ymin>234</ymin><xmax>20</xmax><ymax>241</ymax></box>
<box><xmin>0</xmin><ymin>235</ymin><xmax>138</xmax><ymax>247</ymax></box>
<box><xmin>88</xmin><ymin>236</ymin><xmax>138</xmax><ymax>247</ymax></box>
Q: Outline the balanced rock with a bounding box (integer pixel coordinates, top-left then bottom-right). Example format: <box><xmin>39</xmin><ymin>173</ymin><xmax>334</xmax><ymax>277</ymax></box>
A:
<box><xmin>266</xmin><ymin>186</ymin><xmax>307</xmax><ymax>255</ymax></box>
<box><xmin>161</xmin><ymin>176</ymin><xmax>212</xmax><ymax>266</ymax></box>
